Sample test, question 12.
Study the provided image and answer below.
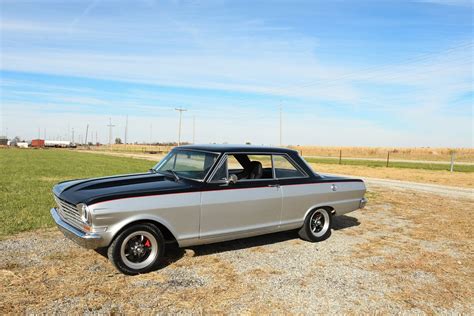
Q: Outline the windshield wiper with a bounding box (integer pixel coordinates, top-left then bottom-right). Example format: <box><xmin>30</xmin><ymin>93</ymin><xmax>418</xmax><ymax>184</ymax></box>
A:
<box><xmin>165</xmin><ymin>169</ymin><xmax>180</xmax><ymax>182</ymax></box>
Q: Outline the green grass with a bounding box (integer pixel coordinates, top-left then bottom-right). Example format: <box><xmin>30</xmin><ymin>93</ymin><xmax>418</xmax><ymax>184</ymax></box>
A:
<box><xmin>303</xmin><ymin>157</ymin><xmax>474</xmax><ymax>172</ymax></box>
<box><xmin>1</xmin><ymin>148</ymin><xmax>473</xmax><ymax>238</ymax></box>
<box><xmin>0</xmin><ymin>149</ymin><xmax>153</xmax><ymax>237</ymax></box>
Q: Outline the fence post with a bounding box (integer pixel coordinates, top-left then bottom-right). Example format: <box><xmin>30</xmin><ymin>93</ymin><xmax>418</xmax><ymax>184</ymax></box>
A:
<box><xmin>339</xmin><ymin>149</ymin><xmax>342</xmax><ymax>165</ymax></box>
<box><xmin>450</xmin><ymin>151</ymin><xmax>456</xmax><ymax>172</ymax></box>
<box><xmin>386</xmin><ymin>151</ymin><xmax>390</xmax><ymax>167</ymax></box>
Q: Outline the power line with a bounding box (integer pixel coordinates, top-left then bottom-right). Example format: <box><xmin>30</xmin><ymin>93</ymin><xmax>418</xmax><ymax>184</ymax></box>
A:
<box><xmin>267</xmin><ymin>42</ymin><xmax>474</xmax><ymax>96</ymax></box>
<box><xmin>197</xmin><ymin>42</ymin><xmax>473</xmax><ymax>112</ymax></box>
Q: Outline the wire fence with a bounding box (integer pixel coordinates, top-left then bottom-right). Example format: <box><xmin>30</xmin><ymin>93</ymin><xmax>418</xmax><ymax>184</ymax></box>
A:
<box><xmin>81</xmin><ymin>144</ymin><xmax>474</xmax><ymax>172</ymax></box>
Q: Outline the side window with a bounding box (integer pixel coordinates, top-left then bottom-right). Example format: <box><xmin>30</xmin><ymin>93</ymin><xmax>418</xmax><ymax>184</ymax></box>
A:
<box><xmin>227</xmin><ymin>155</ymin><xmax>244</xmax><ymax>173</ymax></box>
<box><xmin>247</xmin><ymin>155</ymin><xmax>272</xmax><ymax>169</ymax></box>
<box><xmin>245</xmin><ymin>154</ymin><xmax>274</xmax><ymax>180</ymax></box>
<box><xmin>210</xmin><ymin>157</ymin><xmax>228</xmax><ymax>182</ymax></box>
<box><xmin>273</xmin><ymin>155</ymin><xmax>305</xmax><ymax>179</ymax></box>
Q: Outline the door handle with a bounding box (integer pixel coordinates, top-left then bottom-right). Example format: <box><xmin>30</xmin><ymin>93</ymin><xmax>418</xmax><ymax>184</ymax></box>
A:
<box><xmin>268</xmin><ymin>184</ymin><xmax>280</xmax><ymax>188</ymax></box>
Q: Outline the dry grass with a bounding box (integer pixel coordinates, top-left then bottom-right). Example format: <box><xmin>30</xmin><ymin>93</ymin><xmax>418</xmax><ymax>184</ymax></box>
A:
<box><xmin>1</xmin><ymin>187</ymin><xmax>473</xmax><ymax>313</ymax></box>
<box><xmin>85</xmin><ymin>144</ymin><xmax>474</xmax><ymax>163</ymax></box>
<box><xmin>312</xmin><ymin>163</ymin><xmax>474</xmax><ymax>188</ymax></box>
<box><xmin>0</xmin><ymin>230</ymin><xmax>287</xmax><ymax>314</ymax></box>
<box><xmin>84</xmin><ymin>144</ymin><xmax>174</xmax><ymax>153</ymax></box>
<box><xmin>348</xmin><ymin>189</ymin><xmax>473</xmax><ymax>313</ymax></box>
<box><xmin>290</xmin><ymin>146</ymin><xmax>474</xmax><ymax>163</ymax></box>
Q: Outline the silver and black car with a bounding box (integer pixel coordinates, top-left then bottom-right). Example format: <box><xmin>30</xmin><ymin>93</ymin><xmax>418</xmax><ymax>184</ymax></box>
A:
<box><xmin>51</xmin><ymin>145</ymin><xmax>367</xmax><ymax>275</ymax></box>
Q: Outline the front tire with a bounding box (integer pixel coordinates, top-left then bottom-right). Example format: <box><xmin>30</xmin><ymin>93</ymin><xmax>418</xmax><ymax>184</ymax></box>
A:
<box><xmin>107</xmin><ymin>223</ymin><xmax>165</xmax><ymax>275</ymax></box>
<box><xmin>299</xmin><ymin>208</ymin><xmax>332</xmax><ymax>242</ymax></box>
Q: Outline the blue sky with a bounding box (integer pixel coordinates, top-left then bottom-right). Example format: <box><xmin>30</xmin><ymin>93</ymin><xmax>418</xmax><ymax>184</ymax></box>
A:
<box><xmin>0</xmin><ymin>0</ymin><xmax>472</xmax><ymax>146</ymax></box>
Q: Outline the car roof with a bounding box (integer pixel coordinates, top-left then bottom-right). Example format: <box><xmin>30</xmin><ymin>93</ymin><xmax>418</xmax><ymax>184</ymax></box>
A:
<box><xmin>177</xmin><ymin>144</ymin><xmax>299</xmax><ymax>155</ymax></box>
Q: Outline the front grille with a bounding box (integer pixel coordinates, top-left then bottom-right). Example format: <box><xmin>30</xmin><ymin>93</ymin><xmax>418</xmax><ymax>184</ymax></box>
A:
<box><xmin>54</xmin><ymin>196</ymin><xmax>84</xmax><ymax>230</ymax></box>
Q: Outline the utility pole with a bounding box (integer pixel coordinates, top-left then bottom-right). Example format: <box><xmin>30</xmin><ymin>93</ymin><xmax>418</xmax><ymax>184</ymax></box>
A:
<box><xmin>85</xmin><ymin>124</ymin><xmax>89</xmax><ymax>145</ymax></box>
<box><xmin>96</xmin><ymin>131</ymin><xmax>98</xmax><ymax>145</ymax></box>
<box><xmin>38</xmin><ymin>127</ymin><xmax>40</xmax><ymax>139</ymax></box>
<box><xmin>175</xmin><ymin>108</ymin><xmax>187</xmax><ymax>146</ymax></box>
<box><xmin>44</xmin><ymin>128</ymin><xmax>46</xmax><ymax>140</ymax></box>
<box><xmin>72</xmin><ymin>128</ymin><xmax>75</xmax><ymax>143</ymax></box>
<box><xmin>107</xmin><ymin>117</ymin><xmax>115</xmax><ymax>145</ymax></box>
<box><xmin>124</xmin><ymin>115</ymin><xmax>128</xmax><ymax>144</ymax></box>
<box><xmin>192</xmin><ymin>115</ymin><xmax>196</xmax><ymax>144</ymax></box>
<box><xmin>149</xmin><ymin>124</ymin><xmax>153</xmax><ymax>144</ymax></box>
<box><xmin>279</xmin><ymin>103</ymin><xmax>283</xmax><ymax>146</ymax></box>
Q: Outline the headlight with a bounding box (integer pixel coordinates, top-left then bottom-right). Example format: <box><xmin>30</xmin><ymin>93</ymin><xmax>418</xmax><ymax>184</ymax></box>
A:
<box><xmin>77</xmin><ymin>203</ymin><xmax>92</xmax><ymax>225</ymax></box>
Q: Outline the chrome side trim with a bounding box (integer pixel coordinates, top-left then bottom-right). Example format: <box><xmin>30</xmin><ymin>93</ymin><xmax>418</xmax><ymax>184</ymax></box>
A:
<box><xmin>51</xmin><ymin>208</ymin><xmax>103</xmax><ymax>249</ymax></box>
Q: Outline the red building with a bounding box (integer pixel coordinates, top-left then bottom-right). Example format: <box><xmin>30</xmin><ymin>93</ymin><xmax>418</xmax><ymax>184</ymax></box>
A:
<box><xmin>31</xmin><ymin>139</ymin><xmax>45</xmax><ymax>148</ymax></box>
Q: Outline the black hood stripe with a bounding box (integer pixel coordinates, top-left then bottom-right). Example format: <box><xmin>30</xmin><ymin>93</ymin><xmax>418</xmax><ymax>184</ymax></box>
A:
<box><xmin>89</xmin><ymin>178</ymin><xmax>363</xmax><ymax>206</ymax></box>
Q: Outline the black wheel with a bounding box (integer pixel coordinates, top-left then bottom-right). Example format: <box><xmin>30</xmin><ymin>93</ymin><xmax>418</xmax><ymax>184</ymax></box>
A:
<box><xmin>107</xmin><ymin>223</ymin><xmax>165</xmax><ymax>275</ymax></box>
<box><xmin>299</xmin><ymin>208</ymin><xmax>332</xmax><ymax>242</ymax></box>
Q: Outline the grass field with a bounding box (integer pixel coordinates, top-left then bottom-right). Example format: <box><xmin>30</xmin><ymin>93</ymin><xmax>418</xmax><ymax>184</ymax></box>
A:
<box><xmin>1</xmin><ymin>148</ymin><xmax>473</xmax><ymax>238</ymax></box>
<box><xmin>0</xmin><ymin>149</ymin><xmax>154</xmax><ymax>237</ymax></box>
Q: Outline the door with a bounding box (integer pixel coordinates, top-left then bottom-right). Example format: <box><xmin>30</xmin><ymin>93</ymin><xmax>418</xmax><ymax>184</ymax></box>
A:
<box><xmin>199</xmin><ymin>153</ymin><xmax>282</xmax><ymax>241</ymax></box>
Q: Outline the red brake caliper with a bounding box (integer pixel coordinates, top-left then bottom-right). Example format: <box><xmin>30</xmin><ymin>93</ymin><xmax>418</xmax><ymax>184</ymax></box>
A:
<box><xmin>144</xmin><ymin>238</ymin><xmax>151</xmax><ymax>248</ymax></box>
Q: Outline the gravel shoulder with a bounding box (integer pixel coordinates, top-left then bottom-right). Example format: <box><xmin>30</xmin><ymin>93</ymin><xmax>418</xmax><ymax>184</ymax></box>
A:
<box><xmin>323</xmin><ymin>173</ymin><xmax>474</xmax><ymax>200</ymax></box>
<box><xmin>1</xmin><ymin>187</ymin><xmax>473</xmax><ymax>314</ymax></box>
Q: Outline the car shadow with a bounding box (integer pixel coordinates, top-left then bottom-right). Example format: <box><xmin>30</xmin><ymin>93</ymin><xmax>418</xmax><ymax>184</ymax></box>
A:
<box><xmin>189</xmin><ymin>230</ymin><xmax>299</xmax><ymax>257</ymax></box>
<box><xmin>94</xmin><ymin>215</ymin><xmax>361</xmax><ymax>270</ymax></box>
<box><xmin>332</xmin><ymin>214</ymin><xmax>361</xmax><ymax>231</ymax></box>
<box><xmin>186</xmin><ymin>215</ymin><xmax>361</xmax><ymax>257</ymax></box>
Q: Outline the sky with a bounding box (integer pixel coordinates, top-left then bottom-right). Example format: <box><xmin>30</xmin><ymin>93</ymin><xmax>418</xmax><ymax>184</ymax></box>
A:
<box><xmin>0</xmin><ymin>0</ymin><xmax>473</xmax><ymax>147</ymax></box>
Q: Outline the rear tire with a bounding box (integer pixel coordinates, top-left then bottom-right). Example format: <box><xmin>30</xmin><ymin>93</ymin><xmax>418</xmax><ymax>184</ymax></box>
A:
<box><xmin>299</xmin><ymin>208</ymin><xmax>332</xmax><ymax>242</ymax></box>
<box><xmin>107</xmin><ymin>223</ymin><xmax>165</xmax><ymax>275</ymax></box>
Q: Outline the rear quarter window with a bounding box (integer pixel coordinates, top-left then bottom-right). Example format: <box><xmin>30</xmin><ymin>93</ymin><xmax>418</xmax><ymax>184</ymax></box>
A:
<box><xmin>273</xmin><ymin>155</ymin><xmax>306</xmax><ymax>179</ymax></box>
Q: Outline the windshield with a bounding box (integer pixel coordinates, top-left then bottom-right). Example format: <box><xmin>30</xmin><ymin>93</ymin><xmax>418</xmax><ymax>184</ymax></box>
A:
<box><xmin>154</xmin><ymin>150</ymin><xmax>219</xmax><ymax>181</ymax></box>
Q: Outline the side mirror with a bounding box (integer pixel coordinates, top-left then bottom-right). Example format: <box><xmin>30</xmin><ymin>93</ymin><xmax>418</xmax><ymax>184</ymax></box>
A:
<box><xmin>225</xmin><ymin>174</ymin><xmax>238</xmax><ymax>185</ymax></box>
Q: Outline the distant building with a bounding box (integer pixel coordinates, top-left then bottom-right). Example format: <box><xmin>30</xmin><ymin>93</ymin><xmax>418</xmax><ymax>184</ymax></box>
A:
<box><xmin>31</xmin><ymin>139</ymin><xmax>45</xmax><ymax>148</ymax></box>
<box><xmin>0</xmin><ymin>136</ymin><xmax>7</xmax><ymax>146</ymax></box>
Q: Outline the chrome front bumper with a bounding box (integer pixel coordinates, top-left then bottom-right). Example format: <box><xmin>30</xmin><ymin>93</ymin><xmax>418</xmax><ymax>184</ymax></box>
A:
<box><xmin>359</xmin><ymin>197</ymin><xmax>368</xmax><ymax>209</ymax></box>
<box><xmin>50</xmin><ymin>208</ymin><xmax>103</xmax><ymax>249</ymax></box>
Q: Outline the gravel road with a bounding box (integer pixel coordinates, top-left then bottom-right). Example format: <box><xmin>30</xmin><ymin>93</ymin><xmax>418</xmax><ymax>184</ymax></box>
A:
<box><xmin>324</xmin><ymin>173</ymin><xmax>473</xmax><ymax>200</ymax></box>
<box><xmin>1</xmin><ymin>186</ymin><xmax>472</xmax><ymax>314</ymax></box>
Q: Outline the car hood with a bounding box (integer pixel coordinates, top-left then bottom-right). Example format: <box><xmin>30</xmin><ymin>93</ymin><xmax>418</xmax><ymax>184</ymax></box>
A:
<box><xmin>53</xmin><ymin>172</ymin><xmax>197</xmax><ymax>205</ymax></box>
